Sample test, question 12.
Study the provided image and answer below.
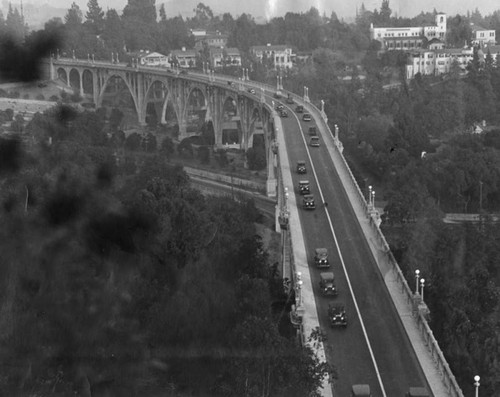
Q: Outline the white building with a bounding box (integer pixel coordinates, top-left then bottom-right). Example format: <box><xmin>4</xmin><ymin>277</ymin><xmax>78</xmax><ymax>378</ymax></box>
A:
<box><xmin>471</xmin><ymin>23</ymin><xmax>496</xmax><ymax>46</ymax></box>
<box><xmin>137</xmin><ymin>51</ymin><xmax>170</xmax><ymax>67</ymax></box>
<box><xmin>170</xmin><ymin>47</ymin><xmax>198</xmax><ymax>68</ymax></box>
<box><xmin>250</xmin><ymin>44</ymin><xmax>294</xmax><ymax>69</ymax></box>
<box><xmin>209</xmin><ymin>47</ymin><xmax>242</xmax><ymax>69</ymax></box>
<box><xmin>406</xmin><ymin>45</ymin><xmax>500</xmax><ymax>79</ymax></box>
<box><xmin>371</xmin><ymin>13</ymin><xmax>446</xmax><ymax>50</ymax></box>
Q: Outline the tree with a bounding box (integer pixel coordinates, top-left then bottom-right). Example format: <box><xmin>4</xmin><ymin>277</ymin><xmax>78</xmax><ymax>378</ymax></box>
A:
<box><xmin>85</xmin><ymin>0</ymin><xmax>105</xmax><ymax>34</ymax></box>
<box><xmin>246</xmin><ymin>147</ymin><xmax>266</xmax><ymax>170</ymax></box>
<box><xmin>65</xmin><ymin>2</ymin><xmax>83</xmax><ymax>27</ymax></box>
<box><xmin>5</xmin><ymin>4</ymin><xmax>25</xmax><ymax>43</ymax></box>
<box><xmin>192</xmin><ymin>2</ymin><xmax>214</xmax><ymax>28</ymax></box>
<box><xmin>122</xmin><ymin>0</ymin><xmax>157</xmax><ymax>51</ymax></box>
<box><xmin>101</xmin><ymin>9</ymin><xmax>124</xmax><ymax>54</ymax></box>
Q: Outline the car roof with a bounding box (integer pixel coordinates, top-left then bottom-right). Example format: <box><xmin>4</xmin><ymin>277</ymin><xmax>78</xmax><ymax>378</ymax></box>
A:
<box><xmin>315</xmin><ymin>248</ymin><xmax>328</xmax><ymax>255</ymax></box>
<box><xmin>303</xmin><ymin>194</ymin><xmax>314</xmax><ymax>199</ymax></box>
<box><xmin>310</xmin><ymin>136</ymin><xmax>319</xmax><ymax>139</ymax></box>
<box><xmin>299</xmin><ymin>180</ymin><xmax>310</xmax><ymax>184</ymax></box>
<box><xmin>407</xmin><ymin>387</ymin><xmax>430</xmax><ymax>397</ymax></box>
<box><xmin>320</xmin><ymin>272</ymin><xmax>334</xmax><ymax>280</ymax></box>
<box><xmin>351</xmin><ymin>384</ymin><xmax>371</xmax><ymax>396</ymax></box>
<box><xmin>297</xmin><ymin>160</ymin><xmax>306</xmax><ymax>164</ymax></box>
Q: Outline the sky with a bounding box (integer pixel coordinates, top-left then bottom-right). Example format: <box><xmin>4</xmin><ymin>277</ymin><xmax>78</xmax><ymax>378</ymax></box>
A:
<box><xmin>9</xmin><ymin>0</ymin><xmax>500</xmax><ymax>20</ymax></box>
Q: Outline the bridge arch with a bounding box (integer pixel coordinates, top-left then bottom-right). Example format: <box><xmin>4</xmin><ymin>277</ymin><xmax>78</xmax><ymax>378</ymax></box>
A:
<box><xmin>221</xmin><ymin>95</ymin><xmax>240</xmax><ymax>146</ymax></box>
<box><xmin>57</xmin><ymin>67</ymin><xmax>67</xmax><ymax>85</ymax></box>
<box><xmin>143</xmin><ymin>79</ymin><xmax>170</xmax><ymax>127</ymax></box>
<box><xmin>247</xmin><ymin>106</ymin><xmax>265</xmax><ymax>149</ymax></box>
<box><xmin>98</xmin><ymin>74</ymin><xmax>138</xmax><ymax>124</ymax></box>
<box><xmin>82</xmin><ymin>69</ymin><xmax>93</xmax><ymax>95</ymax></box>
<box><xmin>185</xmin><ymin>87</ymin><xmax>207</xmax><ymax>133</ymax></box>
<box><xmin>69</xmin><ymin>68</ymin><xmax>80</xmax><ymax>91</ymax></box>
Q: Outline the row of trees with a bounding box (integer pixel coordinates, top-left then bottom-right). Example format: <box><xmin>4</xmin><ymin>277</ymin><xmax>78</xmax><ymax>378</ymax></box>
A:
<box><xmin>0</xmin><ymin>104</ymin><xmax>331</xmax><ymax>395</ymax></box>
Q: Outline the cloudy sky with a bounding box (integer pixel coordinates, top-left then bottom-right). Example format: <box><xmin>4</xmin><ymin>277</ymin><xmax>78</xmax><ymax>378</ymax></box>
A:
<box><xmin>16</xmin><ymin>0</ymin><xmax>500</xmax><ymax>19</ymax></box>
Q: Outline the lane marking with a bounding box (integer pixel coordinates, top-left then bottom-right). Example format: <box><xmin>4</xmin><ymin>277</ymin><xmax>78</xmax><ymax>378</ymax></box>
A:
<box><xmin>282</xmin><ymin>101</ymin><xmax>387</xmax><ymax>397</ymax></box>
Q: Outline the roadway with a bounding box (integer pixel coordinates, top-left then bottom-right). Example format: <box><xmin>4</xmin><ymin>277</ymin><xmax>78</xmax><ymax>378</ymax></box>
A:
<box><xmin>275</xmin><ymin>98</ymin><xmax>429</xmax><ymax>396</ymax></box>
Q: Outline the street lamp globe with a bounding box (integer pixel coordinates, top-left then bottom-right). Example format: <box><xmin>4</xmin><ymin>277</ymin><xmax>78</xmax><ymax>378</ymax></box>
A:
<box><xmin>474</xmin><ymin>375</ymin><xmax>480</xmax><ymax>397</ymax></box>
<box><xmin>415</xmin><ymin>269</ymin><xmax>420</xmax><ymax>294</ymax></box>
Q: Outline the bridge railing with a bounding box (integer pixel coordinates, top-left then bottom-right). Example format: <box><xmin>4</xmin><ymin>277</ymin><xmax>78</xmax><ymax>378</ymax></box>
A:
<box><xmin>291</xmin><ymin>89</ymin><xmax>465</xmax><ymax>397</ymax></box>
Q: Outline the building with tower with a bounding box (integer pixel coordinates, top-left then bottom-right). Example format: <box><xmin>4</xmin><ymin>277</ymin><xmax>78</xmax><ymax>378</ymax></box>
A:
<box><xmin>370</xmin><ymin>13</ymin><xmax>446</xmax><ymax>50</ymax></box>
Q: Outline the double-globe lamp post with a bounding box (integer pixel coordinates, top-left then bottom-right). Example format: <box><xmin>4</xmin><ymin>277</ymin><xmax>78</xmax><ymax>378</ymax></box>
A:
<box><xmin>415</xmin><ymin>269</ymin><xmax>420</xmax><ymax>294</ymax></box>
<box><xmin>474</xmin><ymin>375</ymin><xmax>480</xmax><ymax>397</ymax></box>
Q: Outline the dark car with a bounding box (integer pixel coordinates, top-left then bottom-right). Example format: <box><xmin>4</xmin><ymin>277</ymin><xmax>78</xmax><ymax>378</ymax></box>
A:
<box><xmin>302</xmin><ymin>113</ymin><xmax>312</xmax><ymax>121</ymax></box>
<box><xmin>328</xmin><ymin>303</ymin><xmax>347</xmax><ymax>327</ymax></box>
<box><xmin>315</xmin><ymin>248</ymin><xmax>329</xmax><ymax>268</ymax></box>
<box><xmin>309</xmin><ymin>136</ymin><xmax>320</xmax><ymax>147</ymax></box>
<box><xmin>286</xmin><ymin>95</ymin><xmax>294</xmax><ymax>104</ymax></box>
<box><xmin>275</xmin><ymin>104</ymin><xmax>284</xmax><ymax>111</ymax></box>
<box><xmin>298</xmin><ymin>180</ymin><xmax>310</xmax><ymax>195</ymax></box>
<box><xmin>308</xmin><ymin>126</ymin><xmax>317</xmax><ymax>136</ymax></box>
<box><xmin>280</xmin><ymin>110</ymin><xmax>288</xmax><ymax>118</ymax></box>
<box><xmin>248</xmin><ymin>88</ymin><xmax>256</xmax><ymax>94</ymax></box>
<box><xmin>319</xmin><ymin>272</ymin><xmax>337</xmax><ymax>296</ymax></box>
<box><xmin>296</xmin><ymin>160</ymin><xmax>307</xmax><ymax>174</ymax></box>
<box><xmin>295</xmin><ymin>105</ymin><xmax>304</xmax><ymax>113</ymax></box>
<box><xmin>302</xmin><ymin>194</ymin><xmax>316</xmax><ymax>210</ymax></box>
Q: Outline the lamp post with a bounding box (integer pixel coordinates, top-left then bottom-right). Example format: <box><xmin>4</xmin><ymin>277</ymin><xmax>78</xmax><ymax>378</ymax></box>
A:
<box><xmin>420</xmin><ymin>278</ymin><xmax>425</xmax><ymax>301</ymax></box>
<box><xmin>368</xmin><ymin>185</ymin><xmax>372</xmax><ymax>209</ymax></box>
<box><xmin>474</xmin><ymin>375</ymin><xmax>480</xmax><ymax>397</ymax></box>
<box><xmin>371</xmin><ymin>190</ymin><xmax>376</xmax><ymax>210</ymax></box>
<box><xmin>415</xmin><ymin>269</ymin><xmax>420</xmax><ymax>294</ymax></box>
<box><xmin>245</xmin><ymin>68</ymin><xmax>250</xmax><ymax>80</ymax></box>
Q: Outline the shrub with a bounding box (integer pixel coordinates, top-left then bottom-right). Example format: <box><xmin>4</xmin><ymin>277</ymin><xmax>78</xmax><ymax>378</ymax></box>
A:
<box><xmin>23</xmin><ymin>93</ymin><xmax>30</xmax><ymax>99</ymax></box>
<box><xmin>178</xmin><ymin>139</ymin><xmax>193</xmax><ymax>157</ymax></box>
<box><xmin>4</xmin><ymin>108</ymin><xmax>13</xmax><ymax>121</ymax></box>
<box><xmin>49</xmin><ymin>95</ymin><xmax>59</xmax><ymax>101</ymax></box>
<box><xmin>216</xmin><ymin>150</ymin><xmax>228</xmax><ymax>167</ymax></box>
<box><xmin>124</xmin><ymin>132</ymin><xmax>142</xmax><ymax>151</ymax></box>
<box><xmin>160</xmin><ymin>136</ymin><xmax>175</xmax><ymax>157</ymax></box>
<box><xmin>246</xmin><ymin>146</ymin><xmax>266</xmax><ymax>170</ymax></box>
<box><xmin>36</xmin><ymin>94</ymin><xmax>45</xmax><ymax>100</ymax></box>
<box><xmin>70</xmin><ymin>90</ymin><xmax>82</xmax><ymax>103</ymax></box>
<box><xmin>198</xmin><ymin>146</ymin><xmax>210</xmax><ymax>164</ymax></box>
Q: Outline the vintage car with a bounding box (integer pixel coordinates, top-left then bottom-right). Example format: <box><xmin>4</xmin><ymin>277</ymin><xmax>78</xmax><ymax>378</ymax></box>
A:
<box><xmin>275</xmin><ymin>104</ymin><xmax>284</xmax><ymax>111</ymax></box>
<box><xmin>302</xmin><ymin>113</ymin><xmax>312</xmax><ymax>121</ymax></box>
<box><xmin>351</xmin><ymin>384</ymin><xmax>371</xmax><ymax>396</ymax></box>
<box><xmin>286</xmin><ymin>95</ymin><xmax>294</xmax><ymax>104</ymax></box>
<box><xmin>309</xmin><ymin>136</ymin><xmax>320</xmax><ymax>147</ymax></box>
<box><xmin>296</xmin><ymin>160</ymin><xmax>307</xmax><ymax>174</ymax></box>
<box><xmin>298</xmin><ymin>180</ymin><xmax>310</xmax><ymax>195</ymax></box>
<box><xmin>280</xmin><ymin>109</ymin><xmax>288</xmax><ymax>118</ymax></box>
<box><xmin>314</xmin><ymin>248</ymin><xmax>329</xmax><ymax>268</ymax></box>
<box><xmin>248</xmin><ymin>88</ymin><xmax>256</xmax><ymax>94</ymax></box>
<box><xmin>319</xmin><ymin>272</ymin><xmax>337</xmax><ymax>296</ymax></box>
<box><xmin>295</xmin><ymin>105</ymin><xmax>304</xmax><ymax>113</ymax></box>
<box><xmin>308</xmin><ymin>126</ymin><xmax>317</xmax><ymax>136</ymax></box>
<box><xmin>302</xmin><ymin>194</ymin><xmax>316</xmax><ymax>210</ymax></box>
<box><xmin>328</xmin><ymin>303</ymin><xmax>347</xmax><ymax>327</ymax></box>
<box><xmin>406</xmin><ymin>387</ymin><xmax>430</xmax><ymax>397</ymax></box>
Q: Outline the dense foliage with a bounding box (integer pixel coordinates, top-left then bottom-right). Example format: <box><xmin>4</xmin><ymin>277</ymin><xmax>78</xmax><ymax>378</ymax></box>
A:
<box><xmin>0</xmin><ymin>107</ymin><xmax>331</xmax><ymax>396</ymax></box>
<box><xmin>5</xmin><ymin>0</ymin><xmax>500</xmax><ymax>393</ymax></box>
